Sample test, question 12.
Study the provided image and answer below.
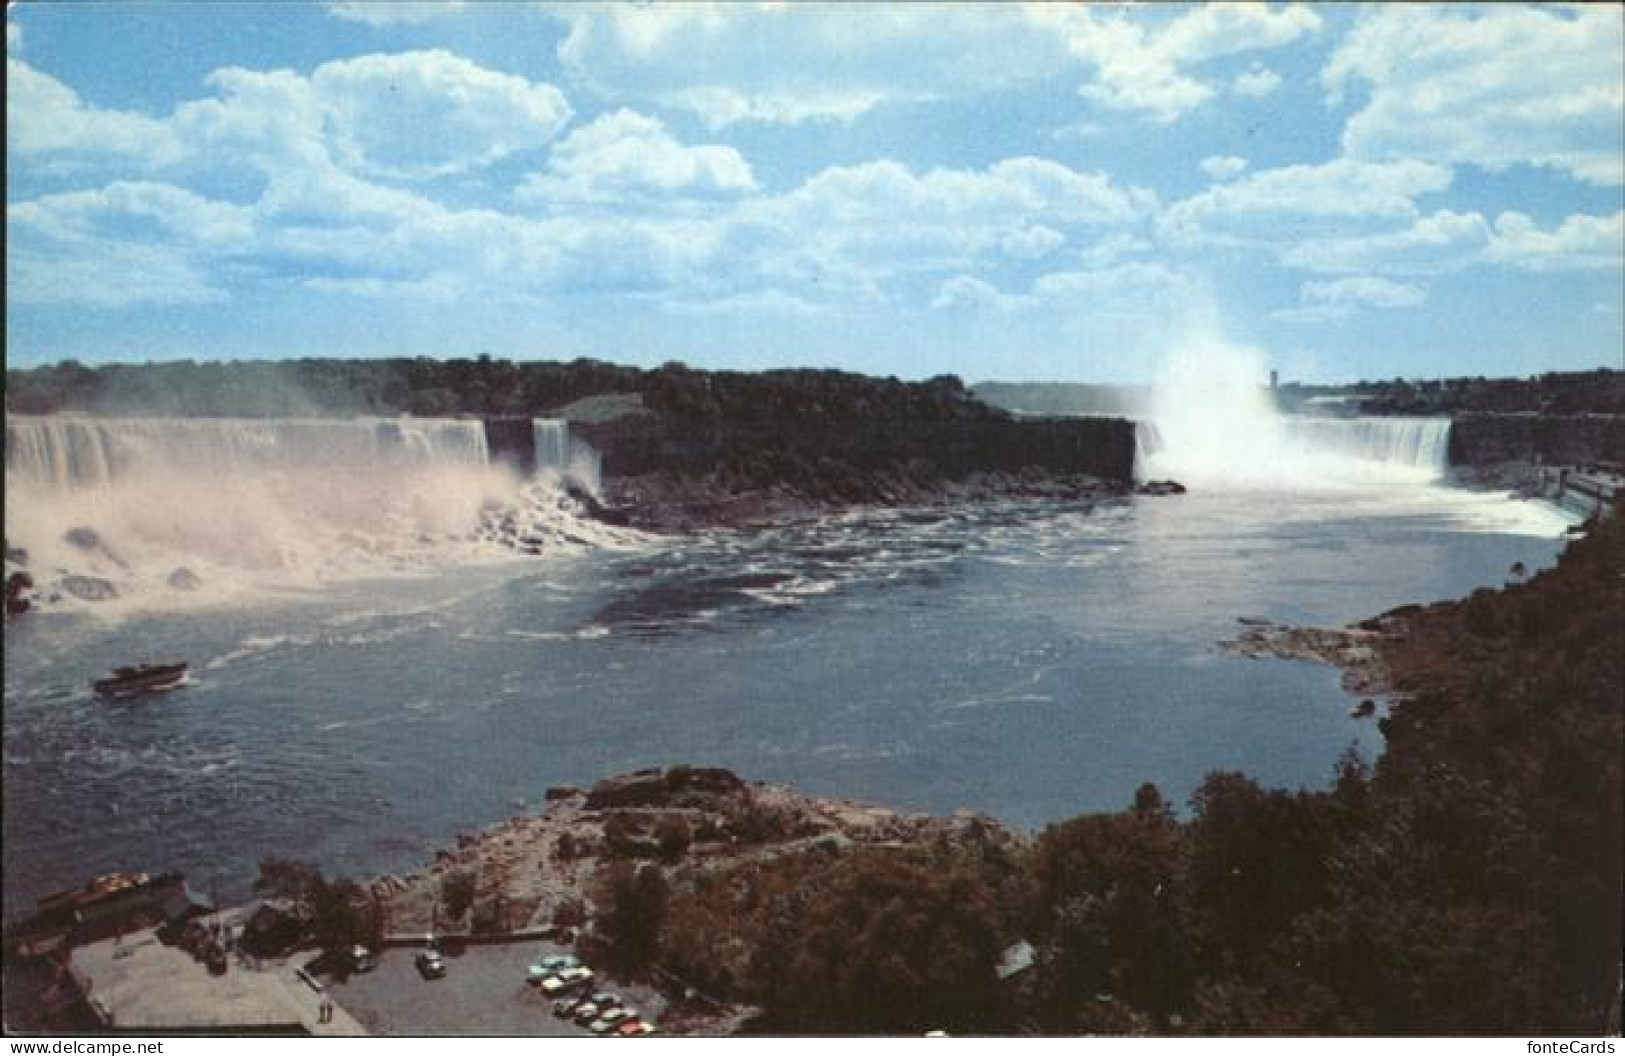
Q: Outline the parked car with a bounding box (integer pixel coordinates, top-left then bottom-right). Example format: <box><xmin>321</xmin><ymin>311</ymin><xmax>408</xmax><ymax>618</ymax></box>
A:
<box><xmin>539</xmin><ymin>966</ymin><xmax>593</xmax><ymax>996</ymax></box>
<box><xmin>588</xmin><ymin>992</ymin><xmax>621</xmax><ymax>1012</ymax></box>
<box><xmin>571</xmin><ymin>1001</ymin><xmax>605</xmax><ymax>1024</ymax></box>
<box><xmin>349</xmin><ymin>945</ymin><xmax>376</xmax><ymax>973</ymax></box>
<box><xmin>415</xmin><ymin>949</ymin><xmax>447</xmax><ymax>979</ymax></box>
<box><xmin>590</xmin><ymin>1008</ymin><xmax>633</xmax><ymax>1035</ymax></box>
<box><xmin>528</xmin><ymin>953</ymin><xmax>580</xmax><ymax>985</ymax></box>
<box><xmin>616</xmin><ymin>1020</ymin><xmax>657</xmax><ymax>1037</ymax></box>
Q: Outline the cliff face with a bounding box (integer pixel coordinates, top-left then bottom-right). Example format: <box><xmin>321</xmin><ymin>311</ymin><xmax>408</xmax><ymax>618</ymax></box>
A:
<box><xmin>570</xmin><ymin>413</ymin><xmax>1137</xmax><ymax>528</ymax></box>
<box><xmin>1450</xmin><ymin>413</ymin><xmax>1625</xmax><ymax>466</ymax></box>
<box><xmin>573</xmin><ymin>414</ymin><xmax>1136</xmax><ymax>481</ymax></box>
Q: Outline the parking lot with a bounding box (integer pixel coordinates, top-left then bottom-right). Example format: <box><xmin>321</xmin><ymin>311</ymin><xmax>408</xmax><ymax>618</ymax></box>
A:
<box><xmin>328</xmin><ymin>940</ymin><xmax>665</xmax><ymax>1037</ymax></box>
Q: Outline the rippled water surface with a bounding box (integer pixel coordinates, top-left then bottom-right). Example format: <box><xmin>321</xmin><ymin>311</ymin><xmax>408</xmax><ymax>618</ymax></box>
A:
<box><xmin>2</xmin><ymin>486</ymin><xmax>1574</xmax><ymax>918</ymax></box>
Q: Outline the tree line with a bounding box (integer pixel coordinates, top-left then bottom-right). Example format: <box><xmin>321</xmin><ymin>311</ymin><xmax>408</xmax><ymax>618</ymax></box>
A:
<box><xmin>5</xmin><ymin>356</ymin><xmax>996</xmax><ymax>425</ymax></box>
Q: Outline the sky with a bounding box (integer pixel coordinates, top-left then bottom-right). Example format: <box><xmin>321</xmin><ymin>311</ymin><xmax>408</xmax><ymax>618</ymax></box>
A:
<box><xmin>5</xmin><ymin>1</ymin><xmax>1623</xmax><ymax>384</ymax></box>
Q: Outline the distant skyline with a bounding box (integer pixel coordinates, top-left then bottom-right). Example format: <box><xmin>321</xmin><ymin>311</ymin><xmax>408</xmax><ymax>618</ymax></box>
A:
<box><xmin>6</xmin><ymin>2</ymin><xmax>1622</xmax><ymax>383</ymax></box>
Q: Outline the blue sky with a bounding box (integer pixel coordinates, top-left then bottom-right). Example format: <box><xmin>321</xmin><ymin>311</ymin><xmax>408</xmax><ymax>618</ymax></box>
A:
<box><xmin>6</xmin><ymin>2</ymin><xmax>1622</xmax><ymax>383</ymax></box>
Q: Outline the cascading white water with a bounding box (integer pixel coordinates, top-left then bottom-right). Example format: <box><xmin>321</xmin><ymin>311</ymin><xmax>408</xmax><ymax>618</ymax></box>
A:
<box><xmin>4</xmin><ymin>415</ymin><xmax>632</xmax><ymax>608</ymax></box>
<box><xmin>531</xmin><ymin>417</ymin><xmax>603</xmax><ymax>496</ymax></box>
<box><xmin>1137</xmin><ymin>336</ymin><xmax>1451</xmax><ymax>488</ymax></box>
<box><xmin>6</xmin><ymin>417</ymin><xmax>491</xmax><ymax>488</ymax></box>
<box><xmin>1275</xmin><ymin>417</ymin><xmax>1452</xmax><ymax>478</ymax></box>
<box><xmin>533</xmin><ymin>419</ymin><xmax>569</xmax><ymax>478</ymax></box>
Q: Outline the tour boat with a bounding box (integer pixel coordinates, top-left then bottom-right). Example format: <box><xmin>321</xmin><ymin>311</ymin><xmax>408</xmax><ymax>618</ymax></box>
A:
<box><xmin>93</xmin><ymin>662</ymin><xmax>189</xmax><ymax>697</ymax></box>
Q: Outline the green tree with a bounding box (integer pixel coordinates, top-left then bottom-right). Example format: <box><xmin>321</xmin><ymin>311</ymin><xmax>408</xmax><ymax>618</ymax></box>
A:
<box><xmin>594</xmin><ymin>861</ymin><xmax>668</xmax><ymax>972</ymax></box>
<box><xmin>441</xmin><ymin>869</ymin><xmax>477</xmax><ymax>922</ymax></box>
<box><xmin>752</xmin><ymin>851</ymin><xmax>1007</xmax><ymax>1035</ymax></box>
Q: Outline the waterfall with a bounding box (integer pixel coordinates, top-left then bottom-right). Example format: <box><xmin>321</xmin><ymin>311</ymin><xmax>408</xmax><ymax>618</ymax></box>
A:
<box><xmin>6</xmin><ymin>417</ymin><xmax>490</xmax><ymax>489</ymax></box>
<box><xmin>533</xmin><ymin>419</ymin><xmax>569</xmax><ymax>477</ymax></box>
<box><xmin>1132</xmin><ymin>420</ymin><xmax>1165</xmax><ymax>482</ymax></box>
<box><xmin>532</xmin><ymin>418</ymin><xmax>602</xmax><ymax>496</ymax></box>
<box><xmin>1137</xmin><ymin>336</ymin><xmax>1453</xmax><ymax>488</ymax></box>
<box><xmin>1277</xmin><ymin>417</ymin><xmax>1452</xmax><ymax>475</ymax></box>
<box><xmin>3</xmin><ymin>415</ymin><xmax>631</xmax><ymax>606</ymax></box>
<box><xmin>1137</xmin><ymin>410</ymin><xmax>1452</xmax><ymax>487</ymax></box>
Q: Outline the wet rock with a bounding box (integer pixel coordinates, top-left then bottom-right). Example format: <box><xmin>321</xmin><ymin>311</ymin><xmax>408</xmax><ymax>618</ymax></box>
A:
<box><xmin>544</xmin><ymin>785</ymin><xmax>583</xmax><ymax>802</ymax></box>
<box><xmin>62</xmin><ymin>575</ymin><xmax>118</xmax><ymax>601</ymax></box>
<box><xmin>167</xmin><ymin>567</ymin><xmax>203</xmax><ymax>592</ymax></box>
<box><xmin>5</xmin><ymin>545</ymin><xmax>28</xmax><ymax>566</ymax></box>
<box><xmin>1135</xmin><ymin>480</ymin><xmax>1188</xmax><ymax>496</ymax></box>
<box><xmin>63</xmin><ymin>527</ymin><xmax>104</xmax><ymax>550</ymax></box>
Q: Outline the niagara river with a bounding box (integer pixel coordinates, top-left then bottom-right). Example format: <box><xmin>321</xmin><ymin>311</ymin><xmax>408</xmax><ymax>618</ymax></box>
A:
<box><xmin>1</xmin><ymin>409</ymin><xmax>1576</xmax><ymax>919</ymax></box>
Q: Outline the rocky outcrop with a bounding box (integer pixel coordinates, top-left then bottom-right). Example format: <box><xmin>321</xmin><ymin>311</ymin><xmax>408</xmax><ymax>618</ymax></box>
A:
<box><xmin>567</xmin><ymin>413</ymin><xmax>1135</xmax><ymax>530</ymax></box>
<box><xmin>585</xmin><ymin>766</ymin><xmax>748</xmax><ymax>810</ymax></box>
<box><xmin>61</xmin><ymin>574</ymin><xmax>119</xmax><ymax>602</ymax></box>
<box><xmin>167</xmin><ymin>567</ymin><xmax>203</xmax><ymax>592</ymax></box>
<box><xmin>1222</xmin><ymin>617</ymin><xmax>1393</xmax><ymax>697</ymax></box>
<box><xmin>6</xmin><ymin>571</ymin><xmax>34</xmax><ymax>615</ymax></box>
<box><xmin>374</xmin><ymin>767</ymin><xmax>1023</xmax><ymax>937</ymax></box>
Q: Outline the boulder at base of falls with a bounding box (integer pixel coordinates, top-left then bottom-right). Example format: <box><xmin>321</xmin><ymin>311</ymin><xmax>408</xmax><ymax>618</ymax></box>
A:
<box><xmin>1135</xmin><ymin>480</ymin><xmax>1188</xmax><ymax>496</ymax></box>
<box><xmin>63</xmin><ymin>527</ymin><xmax>104</xmax><ymax>550</ymax></box>
<box><xmin>6</xmin><ymin>571</ymin><xmax>34</xmax><ymax>615</ymax></box>
<box><xmin>168</xmin><ymin>568</ymin><xmax>204</xmax><ymax>592</ymax></box>
<box><xmin>62</xmin><ymin>575</ymin><xmax>119</xmax><ymax>601</ymax></box>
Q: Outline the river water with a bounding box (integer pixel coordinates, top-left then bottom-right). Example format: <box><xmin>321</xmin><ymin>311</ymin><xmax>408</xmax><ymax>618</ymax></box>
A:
<box><xmin>1</xmin><ymin>481</ymin><xmax>1575</xmax><ymax>920</ymax></box>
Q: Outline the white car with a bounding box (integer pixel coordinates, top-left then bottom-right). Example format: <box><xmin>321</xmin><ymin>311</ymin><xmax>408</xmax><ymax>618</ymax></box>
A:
<box><xmin>539</xmin><ymin>966</ymin><xmax>594</xmax><ymax>996</ymax></box>
<box><xmin>590</xmin><ymin>1008</ymin><xmax>633</xmax><ymax>1035</ymax></box>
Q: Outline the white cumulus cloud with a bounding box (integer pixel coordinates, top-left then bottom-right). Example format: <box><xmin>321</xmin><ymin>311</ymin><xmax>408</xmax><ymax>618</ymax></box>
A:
<box><xmin>1199</xmin><ymin>155</ymin><xmax>1249</xmax><ymax>180</ymax></box>
<box><xmin>1275</xmin><ymin>274</ymin><xmax>1425</xmax><ymax>323</ymax></box>
<box><xmin>519</xmin><ymin>109</ymin><xmax>755</xmax><ymax>204</ymax></box>
<box><xmin>311</xmin><ymin>50</ymin><xmax>571</xmax><ymax>179</ymax></box>
<box><xmin>1162</xmin><ymin>158</ymin><xmax>1453</xmax><ymax>245</ymax></box>
<box><xmin>325</xmin><ymin>2</ymin><xmax>466</xmax><ymax>26</ymax></box>
<box><xmin>1033</xmin><ymin>2</ymin><xmax>1320</xmax><ymax>122</ymax></box>
<box><xmin>1324</xmin><ymin>5</ymin><xmax>1624</xmax><ymax>185</ymax></box>
<box><xmin>7</xmin><ymin>181</ymin><xmax>255</xmax><ymax>307</ymax></box>
<box><xmin>550</xmin><ymin>2</ymin><xmax>1071</xmax><ymax>128</ymax></box>
<box><xmin>7</xmin><ymin>56</ymin><xmax>185</xmax><ymax>162</ymax></box>
<box><xmin>1233</xmin><ymin>64</ymin><xmax>1281</xmax><ymax>98</ymax></box>
<box><xmin>1284</xmin><ymin>209</ymin><xmax>1623</xmax><ymax>276</ymax></box>
<box><xmin>1483</xmin><ymin>210</ymin><xmax>1625</xmax><ymax>273</ymax></box>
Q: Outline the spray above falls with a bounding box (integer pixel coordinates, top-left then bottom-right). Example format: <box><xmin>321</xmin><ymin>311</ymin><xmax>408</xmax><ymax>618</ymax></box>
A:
<box><xmin>4</xmin><ymin>415</ymin><xmax>629</xmax><ymax>608</ymax></box>
<box><xmin>1136</xmin><ymin>338</ymin><xmax>1452</xmax><ymax>489</ymax></box>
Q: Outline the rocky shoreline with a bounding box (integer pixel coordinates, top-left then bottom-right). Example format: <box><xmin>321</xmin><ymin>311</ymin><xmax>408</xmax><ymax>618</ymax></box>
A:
<box><xmin>1221</xmin><ymin>616</ymin><xmax>1399</xmax><ymax>699</ymax></box>
<box><xmin>368</xmin><ymin>766</ymin><xmax>1024</xmax><ymax>937</ymax></box>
